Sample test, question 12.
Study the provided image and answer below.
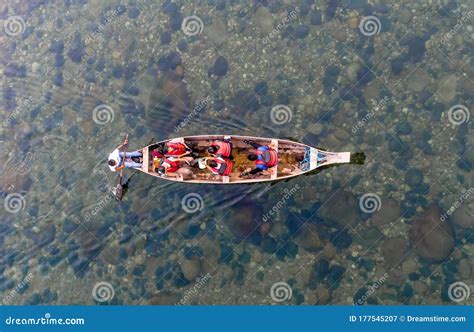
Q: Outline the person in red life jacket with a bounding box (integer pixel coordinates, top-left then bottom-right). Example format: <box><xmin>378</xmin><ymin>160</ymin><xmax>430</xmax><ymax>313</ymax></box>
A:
<box><xmin>156</xmin><ymin>156</ymin><xmax>195</xmax><ymax>180</ymax></box>
<box><xmin>155</xmin><ymin>141</ymin><xmax>192</xmax><ymax>158</ymax></box>
<box><xmin>240</xmin><ymin>140</ymin><xmax>278</xmax><ymax>177</ymax></box>
<box><xmin>203</xmin><ymin>157</ymin><xmax>233</xmax><ymax>176</ymax></box>
<box><xmin>207</xmin><ymin>137</ymin><xmax>233</xmax><ymax>159</ymax></box>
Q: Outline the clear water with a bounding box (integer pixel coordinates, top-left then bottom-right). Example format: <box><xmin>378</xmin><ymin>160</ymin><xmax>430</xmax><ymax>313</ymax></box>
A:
<box><xmin>0</xmin><ymin>0</ymin><xmax>472</xmax><ymax>305</ymax></box>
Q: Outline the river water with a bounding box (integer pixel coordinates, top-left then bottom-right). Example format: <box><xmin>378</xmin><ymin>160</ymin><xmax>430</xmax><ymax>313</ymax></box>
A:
<box><xmin>0</xmin><ymin>0</ymin><xmax>472</xmax><ymax>305</ymax></box>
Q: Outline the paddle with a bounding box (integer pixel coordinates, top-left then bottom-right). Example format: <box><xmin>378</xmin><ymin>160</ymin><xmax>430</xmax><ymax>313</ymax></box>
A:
<box><xmin>113</xmin><ymin>134</ymin><xmax>129</xmax><ymax>201</ymax></box>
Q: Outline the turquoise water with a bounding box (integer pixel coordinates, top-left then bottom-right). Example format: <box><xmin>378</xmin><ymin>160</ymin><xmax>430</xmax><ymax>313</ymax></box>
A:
<box><xmin>0</xmin><ymin>0</ymin><xmax>472</xmax><ymax>305</ymax></box>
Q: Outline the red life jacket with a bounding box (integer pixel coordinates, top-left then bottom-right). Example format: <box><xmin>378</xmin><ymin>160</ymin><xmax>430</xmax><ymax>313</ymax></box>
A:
<box><xmin>211</xmin><ymin>158</ymin><xmax>232</xmax><ymax>176</ymax></box>
<box><xmin>255</xmin><ymin>148</ymin><xmax>278</xmax><ymax>168</ymax></box>
<box><xmin>166</xmin><ymin>142</ymin><xmax>187</xmax><ymax>156</ymax></box>
<box><xmin>163</xmin><ymin>158</ymin><xmax>179</xmax><ymax>173</ymax></box>
<box><xmin>210</xmin><ymin>141</ymin><xmax>232</xmax><ymax>158</ymax></box>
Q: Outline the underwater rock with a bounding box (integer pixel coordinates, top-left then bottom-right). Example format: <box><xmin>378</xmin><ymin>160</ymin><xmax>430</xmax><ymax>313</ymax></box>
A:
<box><xmin>451</xmin><ymin>207</ymin><xmax>473</xmax><ymax>229</ymax></box>
<box><xmin>436</xmin><ymin>74</ymin><xmax>457</xmax><ymax>103</ymax></box>
<box><xmin>30</xmin><ymin>225</ymin><xmax>56</xmax><ymax>248</ymax></box>
<box><xmin>181</xmin><ymin>258</ymin><xmax>202</xmax><ymax>281</ymax></box>
<box><xmin>310</xmin><ymin>11</ymin><xmax>322</xmax><ymax>25</ymax></box>
<box><xmin>295</xmin><ymin>25</ymin><xmax>310</xmax><ymax>38</ymax></box>
<box><xmin>255</xmin><ymin>7</ymin><xmax>273</xmax><ymax>34</ymax></box>
<box><xmin>210</xmin><ymin>56</ymin><xmax>229</xmax><ymax>77</ymax></box>
<box><xmin>226</xmin><ymin>199</ymin><xmax>264</xmax><ymax>241</ymax></box>
<box><xmin>409</xmin><ymin>205</ymin><xmax>455</xmax><ymax>263</ymax></box>
<box><xmin>371</xmin><ymin>198</ymin><xmax>400</xmax><ymax>227</ymax></box>
<box><xmin>319</xmin><ymin>191</ymin><xmax>359</xmax><ymax>228</ymax></box>
<box><xmin>146</xmin><ymin>67</ymin><xmax>190</xmax><ymax>134</ymax></box>
<box><xmin>381</xmin><ymin>237</ymin><xmax>408</xmax><ymax>267</ymax></box>
<box><xmin>405</xmin><ymin>168</ymin><xmax>423</xmax><ymax>187</ymax></box>
<box><xmin>128</xmin><ymin>7</ymin><xmax>140</xmax><ymax>19</ymax></box>
<box><xmin>205</xmin><ymin>18</ymin><xmax>228</xmax><ymax>45</ymax></box>
<box><xmin>297</xmin><ymin>224</ymin><xmax>323</xmax><ymax>251</ymax></box>
<box><xmin>407</xmin><ymin>68</ymin><xmax>430</xmax><ymax>92</ymax></box>
<box><xmin>406</xmin><ymin>36</ymin><xmax>426</xmax><ymax>63</ymax></box>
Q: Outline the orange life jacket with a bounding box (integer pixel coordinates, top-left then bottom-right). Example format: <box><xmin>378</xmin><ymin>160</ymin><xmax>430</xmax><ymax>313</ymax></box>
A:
<box><xmin>166</xmin><ymin>142</ymin><xmax>187</xmax><ymax>156</ymax></box>
<box><xmin>210</xmin><ymin>141</ymin><xmax>232</xmax><ymax>158</ymax></box>
<box><xmin>163</xmin><ymin>158</ymin><xmax>179</xmax><ymax>173</ymax></box>
<box><xmin>211</xmin><ymin>158</ymin><xmax>232</xmax><ymax>176</ymax></box>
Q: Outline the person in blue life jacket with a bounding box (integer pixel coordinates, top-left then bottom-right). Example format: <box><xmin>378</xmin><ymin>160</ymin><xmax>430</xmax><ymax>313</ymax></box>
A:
<box><xmin>240</xmin><ymin>140</ymin><xmax>278</xmax><ymax>177</ymax></box>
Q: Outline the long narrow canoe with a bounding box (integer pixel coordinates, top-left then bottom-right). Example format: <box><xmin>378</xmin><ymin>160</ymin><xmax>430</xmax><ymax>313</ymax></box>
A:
<box><xmin>136</xmin><ymin>135</ymin><xmax>351</xmax><ymax>184</ymax></box>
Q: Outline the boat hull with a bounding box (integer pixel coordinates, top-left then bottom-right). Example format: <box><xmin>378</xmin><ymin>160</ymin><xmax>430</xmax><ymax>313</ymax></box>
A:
<box><xmin>137</xmin><ymin>135</ymin><xmax>351</xmax><ymax>184</ymax></box>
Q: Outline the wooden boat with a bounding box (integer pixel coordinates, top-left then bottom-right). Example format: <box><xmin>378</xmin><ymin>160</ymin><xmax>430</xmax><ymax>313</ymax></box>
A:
<box><xmin>134</xmin><ymin>135</ymin><xmax>351</xmax><ymax>184</ymax></box>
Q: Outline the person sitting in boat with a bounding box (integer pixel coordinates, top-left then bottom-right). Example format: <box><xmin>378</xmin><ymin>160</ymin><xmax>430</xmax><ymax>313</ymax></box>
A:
<box><xmin>207</xmin><ymin>136</ymin><xmax>233</xmax><ymax>159</ymax></box>
<box><xmin>240</xmin><ymin>140</ymin><xmax>278</xmax><ymax>176</ymax></box>
<box><xmin>203</xmin><ymin>157</ymin><xmax>233</xmax><ymax>176</ymax></box>
<box><xmin>156</xmin><ymin>156</ymin><xmax>195</xmax><ymax>180</ymax></box>
<box><xmin>108</xmin><ymin>139</ymin><xmax>142</xmax><ymax>171</ymax></box>
<box><xmin>154</xmin><ymin>141</ymin><xmax>191</xmax><ymax>158</ymax></box>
